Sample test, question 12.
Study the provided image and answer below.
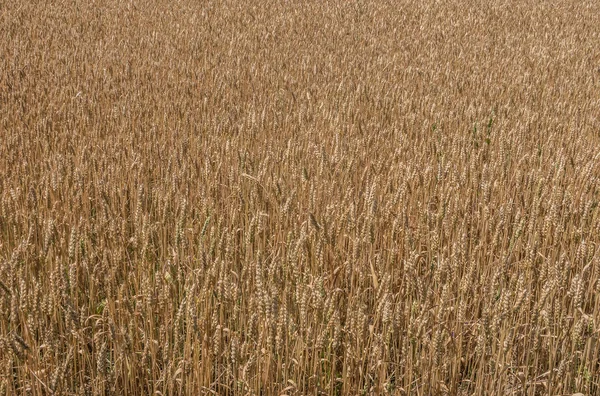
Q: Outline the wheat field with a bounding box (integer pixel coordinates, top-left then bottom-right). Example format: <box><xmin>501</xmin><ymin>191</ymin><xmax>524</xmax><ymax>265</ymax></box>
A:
<box><xmin>1</xmin><ymin>0</ymin><xmax>600</xmax><ymax>395</ymax></box>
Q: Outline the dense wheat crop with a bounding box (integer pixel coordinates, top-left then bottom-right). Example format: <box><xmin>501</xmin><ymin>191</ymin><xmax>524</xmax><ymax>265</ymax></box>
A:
<box><xmin>2</xmin><ymin>0</ymin><xmax>600</xmax><ymax>394</ymax></box>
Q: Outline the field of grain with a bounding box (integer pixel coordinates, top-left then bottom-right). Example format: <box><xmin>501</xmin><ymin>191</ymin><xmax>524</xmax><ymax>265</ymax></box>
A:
<box><xmin>2</xmin><ymin>0</ymin><xmax>600</xmax><ymax>395</ymax></box>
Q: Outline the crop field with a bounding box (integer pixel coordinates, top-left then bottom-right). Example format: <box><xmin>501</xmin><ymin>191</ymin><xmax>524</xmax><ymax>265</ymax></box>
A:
<box><xmin>1</xmin><ymin>0</ymin><xmax>600</xmax><ymax>395</ymax></box>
